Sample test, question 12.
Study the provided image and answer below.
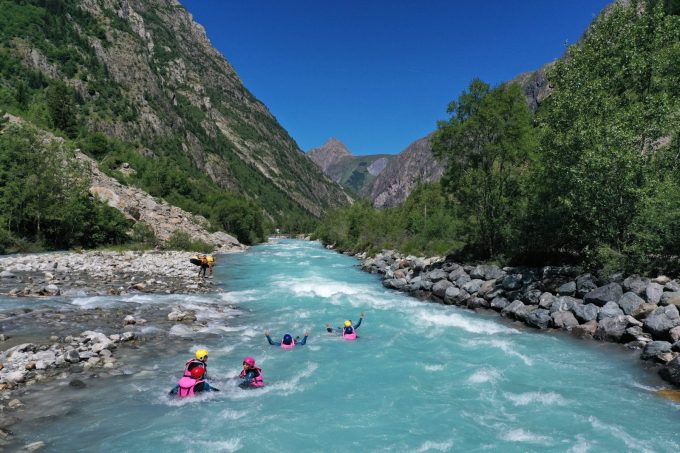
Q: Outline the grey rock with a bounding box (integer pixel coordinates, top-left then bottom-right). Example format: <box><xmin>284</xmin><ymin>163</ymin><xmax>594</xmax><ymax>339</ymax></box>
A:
<box><xmin>660</xmin><ymin>292</ymin><xmax>680</xmax><ymax>306</ymax></box>
<box><xmin>462</xmin><ymin>279</ymin><xmax>484</xmax><ymax>294</ymax></box>
<box><xmin>669</xmin><ymin>326</ymin><xmax>680</xmax><ymax>343</ymax></box>
<box><xmin>467</xmin><ymin>297</ymin><xmax>489</xmax><ymax>309</ymax></box>
<box><xmin>501</xmin><ymin>300</ymin><xmax>527</xmax><ymax>320</ymax></box>
<box><xmin>0</xmin><ymin>270</ymin><xmax>16</xmax><ymax>278</ymax></box>
<box><xmin>673</xmin><ymin>341</ymin><xmax>680</xmax><ymax>352</ymax></box>
<box><xmin>65</xmin><ymin>350</ymin><xmax>81</xmax><ymax>363</ymax></box>
<box><xmin>69</xmin><ymin>379</ymin><xmax>86</xmax><ymax>389</ymax></box>
<box><xmin>455</xmin><ymin>274</ymin><xmax>471</xmax><ymax>287</ymax></box>
<box><xmin>624</xmin><ymin>315</ymin><xmax>643</xmax><ymax>327</ymax></box>
<box><xmin>652</xmin><ymin>275</ymin><xmax>671</xmax><ymax>285</ymax></box>
<box><xmin>502</xmin><ymin>275</ymin><xmax>522</xmax><ymax>291</ymax></box>
<box><xmin>525</xmin><ymin>309</ymin><xmax>552</xmax><ymax>329</ymax></box>
<box><xmin>383</xmin><ymin>278</ymin><xmax>408</xmax><ymax>290</ymax></box>
<box><xmin>538</xmin><ymin>292</ymin><xmax>556</xmax><ymax>309</ymax></box>
<box><xmin>448</xmin><ymin>267</ymin><xmax>467</xmax><ymax>281</ymax></box>
<box><xmin>557</xmin><ymin>281</ymin><xmax>576</xmax><ymax>296</ymax></box>
<box><xmin>659</xmin><ymin>356</ymin><xmax>680</xmax><ymax>386</ymax></box>
<box><xmin>572</xmin><ymin>303</ymin><xmax>600</xmax><ymax>323</ymax></box>
<box><xmin>443</xmin><ymin>286</ymin><xmax>461</xmax><ymax>305</ymax></box>
<box><xmin>644</xmin><ymin>305</ymin><xmax>680</xmax><ymax>340</ymax></box>
<box><xmin>432</xmin><ymin>280</ymin><xmax>453</xmax><ymax>299</ymax></box>
<box><xmin>550</xmin><ymin>296</ymin><xmax>579</xmax><ymax>314</ymax></box>
<box><xmin>477</xmin><ymin>279</ymin><xmax>497</xmax><ymax>297</ymax></box>
<box><xmin>522</xmin><ymin>289</ymin><xmax>542</xmax><ymax>305</ymax></box>
<box><xmin>618</xmin><ymin>292</ymin><xmax>645</xmax><ymax>315</ymax></box>
<box><xmin>427</xmin><ymin>269</ymin><xmax>449</xmax><ymax>282</ymax></box>
<box><xmin>598</xmin><ymin>301</ymin><xmax>624</xmax><ymax>320</ymax></box>
<box><xmin>576</xmin><ymin>274</ymin><xmax>598</xmax><ymax>297</ymax></box>
<box><xmin>584</xmin><ymin>283</ymin><xmax>623</xmax><ymax>307</ymax></box>
<box><xmin>665</xmin><ymin>280</ymin><xmax>680</xmax><ymax>292</ymax></box>
<box><xmin>551</xmin><ymin>311</ymin><xmax>579</xmax><ymax>329</ymax></box>
<box><xmin>623</xmin><ymin>326</ymin><xmax>653</xmax><ymax>343</ymax></box>
<box><xmin>645</xmin><ymin>283</ymin><xmax>664</xmax><ymax>304</ymax></box>
<box><xmin>640</xmin><ymin>341</ymin><xmax>672</xmax><ymax>360</ymax></box>
<box><xmin>490</xmin><ymin>296</ymin><xmax>510</xmax><ymax>311</ymax></box>
<box><xmin>79</xmin><ymin>351</ymin><xmax>98</xmax><ymax>360</ymax></box>
<box><xmin>483</xmin><ymin>288</ymin><xmax>504</xmax><ymax>301</ymax></box>
<box><xmin>594</xmin><ymin>315</ymin><xmax>628</xmax><ymax>342</ymax></box>
<box><xmin>572</xmin><ymin>320</ymin><xmax>598</xmax><ymax>338</ymax></box>
<box><xmin>623</xmin><ymin>275</ymin><xmax>649</xmax><ymax>296</ymax></box>
<box><xmin>122</xmin><ymin>332</ymin><xmax>136</xmax><ymax>341</ymax></box>
<box><xmin>470</xmin><ymin>264</ymin><xmax>505</xmax><ymax>280</ymax></box>
<box><xmin>631</xmin><ymin>303</ymin><xmax>657</xmax><ymax>320</ymax></box>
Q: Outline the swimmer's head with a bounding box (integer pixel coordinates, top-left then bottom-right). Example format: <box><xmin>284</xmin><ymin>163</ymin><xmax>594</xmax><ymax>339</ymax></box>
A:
<box><xmin>344</xmin><ymin>320</ymin><xmax>352</xmax><ymax>328</ymax></box>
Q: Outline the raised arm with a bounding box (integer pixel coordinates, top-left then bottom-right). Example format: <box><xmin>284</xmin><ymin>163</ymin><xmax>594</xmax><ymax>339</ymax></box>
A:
<box><xmin>264</xmin><ymin>329</ymin><xmax>276</xmax><ymax>346</ymax></box>
<box><xmin>354</xmin><ymin>312</ymin><xmax>365</xmax><ymax>329</ymax></box>
<box><xmin>296</xmin><ymin>331</ymin><xmax>309</xmax><ymax>345</ymax></box>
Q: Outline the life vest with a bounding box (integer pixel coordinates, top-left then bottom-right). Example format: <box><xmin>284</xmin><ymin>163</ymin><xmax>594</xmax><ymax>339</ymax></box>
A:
<box><xmin>281</xmin><ymin>339</ymin><xmax>295</xmax><ymax>350</ymax></box>
<box><xmin>184</xmin><ymin>359</ymin><xmax>207</xmax><ymax>377</ymax></box>
<box><xmin>206</xmin><ymin>255</ymin><xmax>214</xmax><ymax>265</ymax></box>
<box><xmin>177</xmin><ymin>376</ymin><xmax>204</xmax><ymax>397</ymax></box>
<box><xmin>343</xmin><ymin>327</ymin><xmax>357</xmax><ymax>341</ymax></box>
<box><xmin>239</xmin><ymin>367</ymin><xmax>264</xmax><ymax>387</ymax></box>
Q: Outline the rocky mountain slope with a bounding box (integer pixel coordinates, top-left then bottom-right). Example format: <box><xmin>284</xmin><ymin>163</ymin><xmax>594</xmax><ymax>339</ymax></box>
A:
<box><xmin>1</xmin><ymin>0</ymin><xmax>350</xmax><ymax>222</ymax></box>
<box><xmin>307</xmin><ymin>138</ymin><xmax>394</xmax><ymax>195</ymax></box>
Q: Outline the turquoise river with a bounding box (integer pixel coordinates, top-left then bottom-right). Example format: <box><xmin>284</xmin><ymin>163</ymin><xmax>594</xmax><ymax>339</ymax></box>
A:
<box><xmin>5</xmin><ymin>239</ymin><xmax>680</xmax><ymax>452</ymax></box>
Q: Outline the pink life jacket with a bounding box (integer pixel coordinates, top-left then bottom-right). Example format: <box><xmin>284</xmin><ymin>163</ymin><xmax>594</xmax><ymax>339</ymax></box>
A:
<box><xmin>239</xmin><ymin>367</ymin><xmax>264</xmax><ymax>387</ymax></box>
<box><xmin>184</xmin><ymin>359</ymin><xmax>206</xmax><ymax>377</ymax></box>
<box><xmin>281</xmin><ymin>340</ymin><xmax>295</xmax><ymax>350</ymax></box>
<box><xmin>177</xmin><ymin>376</ymin><xmax>204</xmax><ymax>397</ymax></box>
<box><xmin>343</xmin><ymin>329</ymin><xmax>357</xmax><ymax>341</ymax></box>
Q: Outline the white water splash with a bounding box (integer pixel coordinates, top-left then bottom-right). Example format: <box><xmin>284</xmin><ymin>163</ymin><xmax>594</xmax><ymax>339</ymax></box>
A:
<box><xmin>414</xmin><ymin>439</ymin><xmax>454</xmax><ymax>452</ymax></box>
<box><xmin>467</xmin><ymin>368</ymin><xmax>502</xmax><ymax>384</ymax></box>
<box><xmin>418</xmin><ymin>311</ymin><xmax>519</xmax><ymax>335</ymax></box>
<box><xmin>505</xmin><ymin>392</ymin><xmax>567</xmax><ymax>407</ymax></box>
<box><xmin>500</xmin><ymin>428</ymin><xmax>551</xmax><ymax>444</ymax></box>
<box><xmin>588</xmin><ymin>416</ymin><xmax>654</xmax><ymax>453</ymax></box>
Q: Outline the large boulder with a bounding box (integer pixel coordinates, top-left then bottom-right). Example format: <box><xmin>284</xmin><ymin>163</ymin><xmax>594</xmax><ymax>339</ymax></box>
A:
<box><xmin>432</xmin><ymin>280</ymin><xmax>453</xmax><ymax>299</ymax></box>
<box><xmin>660</xmin><ymin>292</ymin><xmax>680</xmax><ymax>306</ymax></box>
<box><xmin>618</xmin><ymin>292</ymin><xmax>645</xmax><ymax>315</ymax></box>
<box><xmin>502</xmin><ymin>275</ymin><xmax>522</xmax><ymax>291</ymax></box>
<box><xmin>572</xmin><ymin>303</ymin><xmax>600</xmax><ymax>323</ymax></box>
<box><xmin>623</xmin><ymin>275</ymin><xmax>649</xmax><ymax>296</ymax></box>
<box><xmin>522</xmin><ymin>288</ymin><xmax>542</xmax><ymax>305</ymax></box>
<box><xmin>659</xmin><ymin>356</ymin><xmax>680</xmax><ymax>386</ymax></box>
<box><xmin>572</xmin><ymin>320</ymin><xmax>598</xmax><ymax>338</ymax></box>
<box><xmin>525</xmin><ymin>309</ymin><xmax>552</xmax><ymax>329</ymax></box>
<box><xmin>383</xmin><ymin>278</ymin><xmax>408</xmax><ymax>290</ymax></box>
<box><xmin>576</xmin><ymin>274</ymin><xmax>598</xmax><ymax>297</ymax></box>
<box><xmin>427</xmin><ymin>269</ymin><xmax>449</xmax><ymax>282</ymax></box>
<box><xmin>645</xmin><ymin>283</ymin><xmax>664</xmax><ymax>305</ymax></box>
<box><xmin>594</xmin><ymin>315</ymin><xmax>628</xmax><ymax>342</ymax></box>
<box><xmin>622</xmin><ymin>326</ymin><xmax>653</xmax><ymax>344</ymax></box>
<box><xmin>584</xmin><ymin>283</ymin><xmax>623</xmax><ymax>307</ymax></box>
<box><xmin>644</xmin><ymin>305</ymin><xmax>680</xmax><ymax>341</ymax></box>
<box><xmin>443</xmin><ymin>286</ymin><xmax>461</xmax><ymax>305</ymax></box>
<box><xmin>477</xmin><ymin>279</ymin><xmax>497</xmax><ymax>297</ymax></box>
<box><xmin>462</xmin><ymin>279</ymin><xmax>484</xmax><ymax>294</ymax></box>
<box><xmin>631</xmin><ymin>303</ymin><xmax>657</xmax><ymax>320</ymax></box>
<box><xmin>470</xmin><ymin>265</ymin><xmax>505</xmax><ymax>280</ymax></box>
<box><xmin>538</xmin><ymin>292</ymin><xmax>556</xmax><ymax>309</ymax></box>
<box><xmin>467</xmin><ymin>297</ymin><xmax>489</xmax><ymax>310</ymax></box>
<box><xmin>551</xmin><ymin>311</ymin><xmax>579</xmax><ymax>329</ymax></box>
<box><xmin>490</xmin><ymin>296</ymin><xmax>510</xmax><ymax>311</ymax></box>
<box><xmin>550</xmin><ymin>296</ymin><xmax>579</xmax><ymax>314</ymax></box>
<box><xmin>501</xmin><ymin>300</ymin><xmax>527</xmax><ymax>320</ymax></box>
<box><xmin>448</xmin><ymin>267</ymin><xmax>467</xmax><ymax>281</ymax></box>
<box><xmin>640</xmin><ymin>341</ymin><xmax>672</xmax><ymax>361</ymax></box>
<box><xmin>598</xmin><ymin>301</ymin><xmax>624</xmax><ymax>320</ymax></box>
<box><xmin>455</xmin><ymin>274</ymin><xmax>471</xmax><ymax>287</ymax></box>
<box><xmin>557</xmin><ymin>281</ymin><xmax>576</xmax><ymax>296</ymax></box>
<box><xmin>669</xmin><ymin>326</ymin><xmax>680</xmax><ymax>343</ymax></box>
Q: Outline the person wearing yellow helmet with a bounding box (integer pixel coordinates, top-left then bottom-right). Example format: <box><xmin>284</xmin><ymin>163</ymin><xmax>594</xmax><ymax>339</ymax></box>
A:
<box><xmin>325</xmin><ymin>312</ymin><xmax>365</xmax><ymax>336</ymax></box>
<box><xmin>183</xmin><ymin>348</ymin><xmax>209</xmax><ymax>378</ymax></box>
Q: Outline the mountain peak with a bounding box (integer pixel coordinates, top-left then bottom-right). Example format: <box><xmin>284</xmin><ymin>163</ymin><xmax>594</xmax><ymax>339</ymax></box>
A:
<box><xmin>314</xmin><ymin>137</ymin><xmax>352</xmax><ymax>156</ymax></box>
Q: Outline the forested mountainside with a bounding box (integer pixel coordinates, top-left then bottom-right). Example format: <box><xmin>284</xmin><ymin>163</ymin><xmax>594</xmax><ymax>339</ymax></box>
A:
<box><xmin>307</xmin><ymin>138</ymin><xmax>393</xmax><ymax>195</ymax></box>
<box><xmin>0</xmin><ymin>0</ymin><xmax>351</xmax><ymax>250</ymax></box>
<box><xmin>317</xmin><ymin>0</ymin><xmax>680</xmax><ymax>275</ymax></box>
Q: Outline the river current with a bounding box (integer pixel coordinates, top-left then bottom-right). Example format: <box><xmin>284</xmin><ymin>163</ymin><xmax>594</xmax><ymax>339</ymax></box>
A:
<box><xmin>6</xmin><ymin>239</ymin><xmax>680</xmax><ymax>452</ymax></box>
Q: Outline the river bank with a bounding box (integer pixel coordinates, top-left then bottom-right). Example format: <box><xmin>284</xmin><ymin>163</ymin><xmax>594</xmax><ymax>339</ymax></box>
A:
<box><xmin>0</xmin><ymin>249</ymin><xmax>229</xmax><ymax>298</ymax></box>
<box><xmin>351</xmin><ymin>248</ymin><xmax>680</xmax><ymax>388</ymax></box>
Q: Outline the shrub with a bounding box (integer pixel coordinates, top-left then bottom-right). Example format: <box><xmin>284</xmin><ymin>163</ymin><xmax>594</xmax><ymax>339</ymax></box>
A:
<box><xmin>164</xmin><ymin>230</ymin><xmax>214</xmax><ymax>253</ymax></box>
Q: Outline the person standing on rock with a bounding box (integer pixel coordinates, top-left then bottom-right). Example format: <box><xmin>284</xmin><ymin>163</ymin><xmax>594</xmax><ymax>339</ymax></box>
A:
<box><xmin>198</xmin><ymin>255</ymin><xmax>209</xmax><ymax>278</ymax></box>
<box><xmin>207</xmin><ymin>255</ymin><xmax>215</xmax><ymax>277</ymax></box>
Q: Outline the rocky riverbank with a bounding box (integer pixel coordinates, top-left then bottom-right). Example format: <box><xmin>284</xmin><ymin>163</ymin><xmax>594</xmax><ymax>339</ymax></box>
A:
<box><xmin>0</xmin><ymin>249</ymin><xmax>230</xmax><ymax>298</ymax></box>
<box><xmin>356</xmin><ymin>249</ymin><xmax>680</xmax><ymax>388</ymax></box>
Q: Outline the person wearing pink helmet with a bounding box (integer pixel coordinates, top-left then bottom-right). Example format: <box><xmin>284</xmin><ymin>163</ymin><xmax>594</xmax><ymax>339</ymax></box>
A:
<box><xmin>239</xmin><ymin>356</ymin><xmax>264</xmax><ymax>389</ymax></box>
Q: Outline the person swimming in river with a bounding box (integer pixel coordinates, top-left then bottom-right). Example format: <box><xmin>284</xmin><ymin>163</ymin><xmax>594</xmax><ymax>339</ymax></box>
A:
<box><xmin>264</xmin><ymin>329</ymin><xmax>308</xmax><ymax>349</ymax></box>
<box><xmin>239</xmin><ymin>356</ymin><xmax>264</xmax><ymax>389</ymax></box>
<box><xmin>326</xmin><ymin>312</ymin><xmax>364</xmax><ymax>340</ymax></box>
<box><xmin>169</xmin><ymin>366</ymin><xmax>219</xmax><ymax>397</ymax></box>
<box><xmin>183</xmin><ymin>349</ymin><xmax>209</xmax><ymax>379</ymax></box>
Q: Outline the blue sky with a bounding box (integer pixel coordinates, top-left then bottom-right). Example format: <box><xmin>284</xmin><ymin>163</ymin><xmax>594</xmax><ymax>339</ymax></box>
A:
<box><xmin>181</xmin><ymin>0</ymin><xmax>611</xmax><ymax>155</ymax></box>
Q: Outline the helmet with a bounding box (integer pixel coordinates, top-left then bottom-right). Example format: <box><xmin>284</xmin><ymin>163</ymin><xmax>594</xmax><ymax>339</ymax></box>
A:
<box><xmin>243</xmin><ymin>356</ymin><xmax>255</xmax><ymax>367</ymax></box>
<box><xmin>283</xmin><ymin>334</ymin><xmax>293</xmax><ymax>345</ymax></box>
<box><xmin>344</xmin><ymin>320</ymin><xmax>352</xmax><ymax>328</ymax></box>
<box><xmin>196</xmin><ymin>349</ymin><xmax>208</xmax><ymax>361</ymax></box>
<box><xmin>345</xmin><ymin>326</ymin><xmax>354</xmax><ymax>334</ymax></box>
<box><xmin>190</xmin><ymin>366</ymin><xmax>205</xmax><ymax>379</ymax></box>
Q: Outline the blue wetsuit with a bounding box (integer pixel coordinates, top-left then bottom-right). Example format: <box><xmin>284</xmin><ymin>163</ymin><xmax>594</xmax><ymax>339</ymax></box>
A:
<box><xmin>265</xmin><ymin>335</ymin><xmax>308</xmax><ymax>346</ymax></box>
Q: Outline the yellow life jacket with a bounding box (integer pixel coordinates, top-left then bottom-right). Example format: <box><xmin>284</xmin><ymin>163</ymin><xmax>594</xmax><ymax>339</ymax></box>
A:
<box><xmin>206</xmin><ymin>255</ymin><xmax>214</xmax><ymax>265</ymax></box>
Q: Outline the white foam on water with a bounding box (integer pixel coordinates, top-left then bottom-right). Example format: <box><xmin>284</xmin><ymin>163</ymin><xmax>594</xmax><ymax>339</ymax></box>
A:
<box><xmin>499</xmin><ymin>428</ymin><xmax>551</xmax><ymax>444</ymax></box>
<box><xmin>569</xmin><ymin>435</ymin><xmax>593</xmax><ymax>453</ymax></box>
<box><xmin>588</xmin><ymin>416</ymin><xmax>654</xmax><ymax>453</ymax></box>
<box><xmin>219</xmin><ymin>290</ymin><xmax>259</xmax><ymax>304</ymax></box>
<box><xmin>467</xmin><ymin>368</ymin><xmax>502</xmax><ymax>384</ymax></box>
<box><xmin>424</xmin><ymin>364</ymin><xmax>445</xmax><ymax>372</ymax></box>
<box><xmin>227</xmin><ymin>362</ymin><xmax>319</xmax><ymax>399</ymax></box>
<box><xmin>414</xmin><ymin>439</ymin><xmax>454</xmax><ymax>452</ymax></box>
<box><xmin>219</xmin><ymin>409</ymin><xmax>247</xmax><ymax>420</ymax></box>
<box><xmin>190</xmin><ymin>438</ymin><xmax>242</xmax><ymax>452</ymax></box>
<box><xmin>278</xmin><ymin>277</ymin><xmax>364</xmax><ymax>299</ymax></box>
<box><xmin>467</xmin><ymin>338</ymin><xmax>533</xmax><ymax>366</ymax></box>
<box><xmin>416</xmin><ymin>311</ymin><xmax>519</xmax><ymax>335</ymax></box>
<box><xmin>505</xmin><ymin>392</ymin><xmax>567</xmax><ymax>407</ymax></box>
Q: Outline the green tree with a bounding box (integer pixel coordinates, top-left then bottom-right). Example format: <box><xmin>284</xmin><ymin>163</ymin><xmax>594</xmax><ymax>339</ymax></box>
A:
<box><xmin>432</xmin><ymin>79</ymin><xmax>536</xmax><ymax>257</ymax></box>
<box><xmin>46</xmin><ymin>82</ymin><xmax>77</xmax><ymax>136</ymax></box>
